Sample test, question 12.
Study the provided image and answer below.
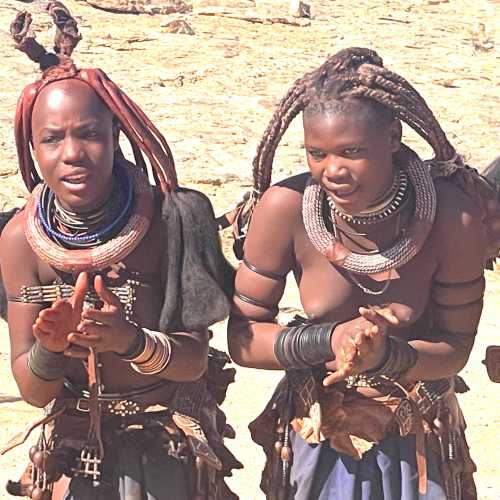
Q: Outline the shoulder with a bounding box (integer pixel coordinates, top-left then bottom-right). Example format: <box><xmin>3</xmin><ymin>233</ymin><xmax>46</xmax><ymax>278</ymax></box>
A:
<box><xmin>0</xmin><ymin>208</ymin><xmax>39</xmax><ymax>285</ymax></box>
<box><xmin>0</xmin><ymin>209</ymin><xmax>29</xmax><ymax>255</ymax></box>
<box><xmin>431</xmin><ymin>178</ymin><xmax>486</xmax><ymax>271</ymax></box>
<box><xmin>254</xmin><ymin>172</ymin><xmax>309</xmax><ymax>222</ymax></box>
<box><xmin>433</xmin><ymin>178</ymin><xmax>484</xmax><ymax>234</ymax></box>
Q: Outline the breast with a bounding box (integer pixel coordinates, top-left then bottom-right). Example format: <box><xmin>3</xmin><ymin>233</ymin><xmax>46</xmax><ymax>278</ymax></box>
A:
<box><xmin>297</xmin><ymin>245</ymin><xmax>434</xmax><ymax>327</ymax></box>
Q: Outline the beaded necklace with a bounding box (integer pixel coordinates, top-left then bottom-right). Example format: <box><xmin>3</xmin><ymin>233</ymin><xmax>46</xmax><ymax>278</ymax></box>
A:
<box><xmin>302</xmin><ymin>154</ymin><xmax>436</xmax><ymax>277</ymax></box>
<box><xmin>328</xmin><ymin>169</ymin><xmax>409</xmax><ymax>225</ymax></box>
<box><xmin>37</xmin><ymin>163</ymin><xmax>133</xmax><ymax>249</ymax></box>
<box><xmin>25</xmin><ymin>160</ymin><xmax>155</xmax><ymax>273</ymax></box>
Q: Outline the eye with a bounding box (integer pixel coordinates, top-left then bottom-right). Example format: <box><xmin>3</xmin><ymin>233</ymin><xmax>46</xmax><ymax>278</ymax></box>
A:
<box><xmin>343</xmin><ymin>147</ymin><xmax>361</xmax><ymax>156</ymax></box>
<box><xmin>82</xmin><ymin>129</ymin><xmax>99</xmax><ymax>139</ymax></box>
<box><xmin>41</xmin><ymin>135</ymin><xmax>61</xmax><ymax>144</ymax></box>
<box><xmin>307</xmin><ymin>149</ymin><xmax>326</xmax><ymax>161</ymax></box>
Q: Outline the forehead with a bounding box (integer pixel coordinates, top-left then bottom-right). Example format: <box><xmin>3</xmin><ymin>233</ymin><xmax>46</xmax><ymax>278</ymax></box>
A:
<box><xmin>32</xmin><ymin>79</ymin><xmax>111</xmax><ymax>126</ymax></box>
<box><xmin>303</xmin><ymin>108</ymin><xmax>386</xmax><ymax>144</ymax></box>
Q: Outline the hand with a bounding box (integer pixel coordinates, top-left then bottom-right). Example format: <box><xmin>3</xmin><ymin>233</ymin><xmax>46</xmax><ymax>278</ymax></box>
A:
<box><xmin>323</xmin><ymin>306</ymin><xmax>399</xmax><ymax>386</ymax></box>
<box><xmin>67</xmin><ymin>275</ymin><xmax>137</xmax><ymax>356</ymax></box>
<box><xmin>32</xmin><ymin>272</ymin><xmax>88</xmax><ymax>353</ymax></box>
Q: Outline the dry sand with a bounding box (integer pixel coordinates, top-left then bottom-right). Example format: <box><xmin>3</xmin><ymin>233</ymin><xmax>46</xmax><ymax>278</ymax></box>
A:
<box><xmin>0</xmin><ymin>0</ymin><xmax>498</xmax><ymax>498</ymax></box>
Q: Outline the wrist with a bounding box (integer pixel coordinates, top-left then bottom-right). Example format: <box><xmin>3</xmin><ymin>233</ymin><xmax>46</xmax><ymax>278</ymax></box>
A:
<box><xmin>117</xmin><ymin>322</ymin><xmax>145</xmax><ymax>358</ymax></box>
<box><xmin>274</xmin><ymin>321</ymin><xmax>338</xmax><ymax>369</ymax></box>
<box><xmin>366</xmin><ymin>335</ymin><xmax>391</xmax><ymax>373</ymax></box>
<box><xmin>27</xmin><ymin>340</ymin><xmax>68</xmax><ymax>381</ymax></box>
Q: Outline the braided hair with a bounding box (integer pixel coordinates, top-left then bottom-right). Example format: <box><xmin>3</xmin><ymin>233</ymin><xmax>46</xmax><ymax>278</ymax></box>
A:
<box><xmin>247</xmin><ymin>47</ymin><xmax>500</xmax><ymax>260</ymax></box>
<box><xmin>11</xmin><ymin>2</ymin><xmax>177</xmax><ymax>193</ymax></box>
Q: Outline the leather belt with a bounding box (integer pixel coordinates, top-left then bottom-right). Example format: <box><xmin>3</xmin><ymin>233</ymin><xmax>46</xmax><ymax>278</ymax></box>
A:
<box><xmin>61</xmin><ymin>397</ymin><xmax>169</xmax><ymax>418</ymax></box>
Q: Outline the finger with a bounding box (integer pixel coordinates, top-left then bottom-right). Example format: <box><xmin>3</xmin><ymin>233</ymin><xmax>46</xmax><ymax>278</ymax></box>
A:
<box><xmin>94</xmin><ymin>275</ymin><xmax>121</xmax><ymax>308</ymax></box>
<box><xmin>64</xmin><ymin>345</ymin><xmax>91</xmax><ymax>359</ymax></box>
<box><xmin>68</xmin><ymin>332</ymin><xmax>102</xmax><ymax>348</ymax></box>
<box><xmin>33</xmin><ymin>323</ymin><xmax>52</xmax><ymax>338</ymax></box>
<box><xmin>71</xmin><ymin>272</ymin><xmax>88</xmax><ymax>313</ymax></box>
<box><xmin>38</xmin><ymin>308</ymin><xmax>64</xmax><ymax>322</ymax></box>
<box><xmin>323</xmin><ymin>364</ymin><xmax>354</xmax><ymax>386</ymax></box>
<box><xmin>359</xmin><ymin>307</ymin><xmax>389</xmax><ymax>331</ymax></box>
<box><xmin>49</xmin><ymin>300</ymin><xmax>72</xmax><ymax>315</ymax></box>
<box><xmin>341</xmin><ymin>342</ymin><xmax>357</xmax><ymax>363</ymax></box>
<box><xmin>81</xmin><ymin>309</ymin><xmax>114</xmax><ymax>325</ymax></box>
<box><xmin>372</xmin><ymin>306</ymin><xmax>399</xmax><ymax>326</ymax></box>
<box><xmin>75</xmin><ymin>322</ymin><xmax>108</xmax><ymax>337</ymax></box>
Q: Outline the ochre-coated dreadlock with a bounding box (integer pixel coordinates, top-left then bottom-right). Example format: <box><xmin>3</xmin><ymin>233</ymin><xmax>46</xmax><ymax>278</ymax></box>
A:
<box><xmin>11</xmin><ymin>2</ymin><xmax>177</xmax><ymax>194</ymax></box>
<box><xmin>248</xmin><ymin>47</ymin><xmax>500</xmax><ymax>260</ymax></box>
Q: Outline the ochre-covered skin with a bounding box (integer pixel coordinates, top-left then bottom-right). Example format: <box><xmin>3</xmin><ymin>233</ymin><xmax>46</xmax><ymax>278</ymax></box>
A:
<box><xmin>228</xmin><ymin>103</ymin><xmax>486</xmax><ymax>388</ymax></box>
<box><xmin>0</xmin><ymin>79</ymin><xmax>208</xmax><ymax>412</ymax></box>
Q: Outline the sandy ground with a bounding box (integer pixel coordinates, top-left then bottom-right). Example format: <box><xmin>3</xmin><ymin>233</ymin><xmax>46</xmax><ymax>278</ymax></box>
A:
<box><xmin>0</xmin><ymin>0</ymin><xmax>498</xmax><ymax>498</ymax></box>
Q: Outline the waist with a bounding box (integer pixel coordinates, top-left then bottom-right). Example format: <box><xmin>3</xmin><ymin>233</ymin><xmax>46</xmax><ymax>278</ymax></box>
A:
<box><xmin>58</xmin><ymin>378</ymin><xmax>175</xmax><ymax>418</ymax></box>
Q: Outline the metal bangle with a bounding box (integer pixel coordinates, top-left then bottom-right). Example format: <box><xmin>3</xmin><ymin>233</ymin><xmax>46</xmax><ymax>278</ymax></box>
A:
<box><xmin>274</xmin><ymin>322</ymin><xmax>337</xmax><ymax>369</ymax></box>
<box><xmin>365</xmin><ymin>336</ymin><xmax>418</xmax><ymax>380</ymax></box>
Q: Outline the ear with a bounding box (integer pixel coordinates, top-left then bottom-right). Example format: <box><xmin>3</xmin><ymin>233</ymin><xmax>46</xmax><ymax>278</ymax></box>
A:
<box><xmin>112</xmin><ymin>120</ymin><xmax>120</xmax><ymax>151</ymax></box>
<box><xmin>388</xmin><ymin>119</ymin><xmax>402</xmax><ymax>153</ymax></box>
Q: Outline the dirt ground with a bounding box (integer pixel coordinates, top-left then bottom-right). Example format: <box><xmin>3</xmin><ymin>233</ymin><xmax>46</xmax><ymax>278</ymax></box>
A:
<box><xmin>0</xmin><ymin>0</ymin><xmax>498</xmax><ymax>498</ymax></box>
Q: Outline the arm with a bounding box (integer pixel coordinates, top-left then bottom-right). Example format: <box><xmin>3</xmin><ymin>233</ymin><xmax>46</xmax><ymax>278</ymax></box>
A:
<box><xmin>0</xmin><ymin>212</ymin><xmax>65</xmax><ymax>407</ymax></box>
<box><xmin>228</xmin><ymin>185</ymin><xmax>298</xmax><ymax>369</ymax></box>
<box><xmin>405</xmin><ymin>185</ymin><xmax>487</xmax><ymax>381</ymax></box>
<box><xmin>227</xmin><ymin>184</ymin><xmax>390</xmax><ymax>374</ymax></box>
<box><xmin>70</xmin><ymin>275</ymin><xmax>209</xmax><ymax>382</ymax></box>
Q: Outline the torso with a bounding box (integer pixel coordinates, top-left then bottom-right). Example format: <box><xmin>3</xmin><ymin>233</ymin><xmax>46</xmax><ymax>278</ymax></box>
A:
<box><xmin>21</xmin><ymin>196</ymin><xmax>168</xmax><ymax>393</ymax></box>
<box><xmin>277</xmin><ymin>172</ymin><xmax>455</xmax><ymax>341</ymax></box>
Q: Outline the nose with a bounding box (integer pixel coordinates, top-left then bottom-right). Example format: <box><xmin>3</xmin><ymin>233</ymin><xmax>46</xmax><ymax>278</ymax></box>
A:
<box><xmin>62</xmin><ymin>136</ymin><xmax>84</xmax><ymax>164</ymax></box>
<box><xmin>323</xmin><ymin>155</ymin><xmax>349</xmax><ymax>181</ymax></box>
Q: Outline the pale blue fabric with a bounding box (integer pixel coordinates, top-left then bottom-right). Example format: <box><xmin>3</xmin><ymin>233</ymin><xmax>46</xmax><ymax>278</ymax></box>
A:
<box><xmin>289</xmin><ymin>431</ymin><xmax>447</xmax><ymax>500</ymax></box>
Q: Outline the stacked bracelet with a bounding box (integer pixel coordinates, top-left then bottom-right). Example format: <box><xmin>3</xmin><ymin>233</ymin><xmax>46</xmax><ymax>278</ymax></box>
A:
<box><xmin>365</xmin><ymin>336</ymin><xmax>418</xmax><ymax>380</ymax></box>
<box><xmin>274</xmin><ymin>322</ymin><xmax>337</xmax><ymax>369</ymax></box>
<box><xmin>27</xmin><ymin>340</ymin><xmax>68</xmax><ymax>381</ymax></box>
<box><xmin>128</xmin><ymin>328</ymin><xmax>173</xmax><ymax>375</ymax></box>
<box><xmin>119</xmin><ymin>323</ymin><xmax>146</xmax><ymax>361</ymax></box>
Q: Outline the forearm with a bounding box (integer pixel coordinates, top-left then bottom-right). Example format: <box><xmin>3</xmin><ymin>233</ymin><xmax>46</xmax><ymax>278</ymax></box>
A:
<box><xmin>155</xmin><ymin>333</ymin><xmax>208</xmax><ymax>382</ymax></box>
<box><xmin>228</xmin><ymin>316</ymin><xmax>336</xmax><ymax>371</ymax></box>
<box><xmin>12</xmin><ymin>353</ymin><xmax>64</xmax><ymax>407</ymax></box>
<box><xmin>405</xmin><ymin>332</ymin><xmax>475</xmax><ymax>382</ymax></box>
<box><xmin>122</xmin><ymin>328</ymin><xmax>209</xmax><ymax>382</ymax></box>
<box><xmin>228</xmin><ymin>316</ymin><xmax>286</xmax><ymax>369</ymax></box>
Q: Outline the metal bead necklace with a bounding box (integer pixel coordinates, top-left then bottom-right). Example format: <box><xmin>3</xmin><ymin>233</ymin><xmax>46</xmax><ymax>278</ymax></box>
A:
<box><xmin>328</xmin><ymin>169</ymin><xmax>409</xmax><ymax>225</ymax></box>
<box><xmin>302</xmin><ymin>154</ymin><xmax>437</xmax><ymax>276</ymax></box>
<box><xmin>37</xmin><ymin>162</ymin><xmax>134</xmax><ymax>249</ymax></box>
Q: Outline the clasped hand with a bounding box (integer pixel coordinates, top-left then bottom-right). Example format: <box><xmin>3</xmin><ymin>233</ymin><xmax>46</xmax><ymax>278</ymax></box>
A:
<box><xmin>323</xmin><ymin>305</ymin><xmax>399</xmax><ymax>386</ymax></box>
<box><xmin>32</xmin><ymin>272</ymin><xmax>137</xmax><ymax>358</ymax></box>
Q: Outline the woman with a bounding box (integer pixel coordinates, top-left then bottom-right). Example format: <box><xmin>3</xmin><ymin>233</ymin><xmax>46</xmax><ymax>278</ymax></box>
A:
<box><xmin>0</xmin><ymin>4</ymin><xmax>239</xmax><ymax>499</ymax></box>
<box><xmin>227</xmin><ymin>47</ymin><xmax>498</xmax><ymax>499</ymax></box>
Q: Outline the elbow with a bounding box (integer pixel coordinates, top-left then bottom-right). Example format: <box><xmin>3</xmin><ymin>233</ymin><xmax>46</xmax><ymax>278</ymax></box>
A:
<box><xmin>228</xmin><ymin>333</ymin><xmax>252</xmax><ymax>368</ymax></box>
<box><xmin>187</xmin><ymin>356</ymin><xmax>209</xmax><ymax>382</ymax></box>
<box><xmin>20</xmin><ymin>388</ymin><xmax>54</xmax><ymax>408</ymax></box>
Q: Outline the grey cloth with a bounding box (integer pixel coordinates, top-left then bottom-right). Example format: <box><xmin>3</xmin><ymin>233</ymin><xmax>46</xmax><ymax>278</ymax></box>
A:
<box><xmin>0</xmin><ymin>208</ymin><xmax>18</xmax><ymax>320</ymax></box>
<box><xmin>159</xmin><ymin>188</ymin><xmax>234</xmax><ymax>333</ymax></box>
<box><xmin>61</xmin><ymin>428</ymin><xmax>191</xmax><ymax>500</ymax></box>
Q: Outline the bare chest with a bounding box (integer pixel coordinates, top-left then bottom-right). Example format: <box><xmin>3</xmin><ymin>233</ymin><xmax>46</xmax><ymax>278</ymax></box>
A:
<box><xmin>295</xmin><ymin>228</ymin><xmax>439</xmax><ymax>330</ymax></box>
